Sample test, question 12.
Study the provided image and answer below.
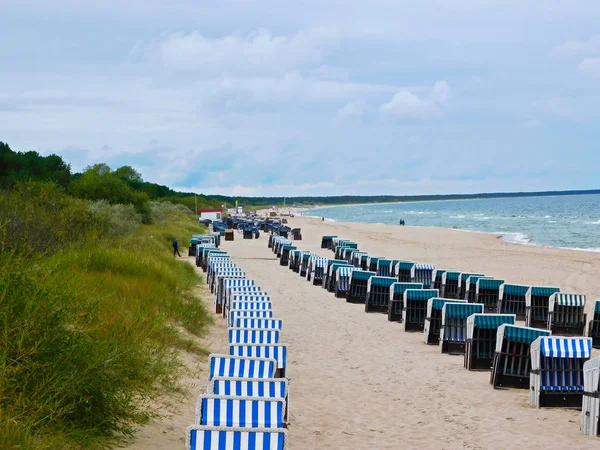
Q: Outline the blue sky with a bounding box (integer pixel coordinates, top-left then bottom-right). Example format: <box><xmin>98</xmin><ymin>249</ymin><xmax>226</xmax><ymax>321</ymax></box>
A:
<box><xmin>1</xmin><ymin>0</ymin><xmax>600</xmax><ymax>196</ymax></box>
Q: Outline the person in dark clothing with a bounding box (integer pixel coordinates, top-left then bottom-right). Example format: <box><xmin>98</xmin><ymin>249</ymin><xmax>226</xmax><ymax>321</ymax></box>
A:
<box><xmin>173</xmin><ymin>239</ymin><xmax>181</xmax><ymax>257</ymax></box>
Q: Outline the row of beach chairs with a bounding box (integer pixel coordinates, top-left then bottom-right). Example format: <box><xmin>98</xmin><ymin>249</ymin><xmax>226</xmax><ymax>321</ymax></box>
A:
<box><xmin>186</xmin><ymin>243</ymin><xmax>290</xmax><ymax>449</ymax></box>
<box><xmin>273</xmin><ymin>233</ymin><xmax>600</xmax><ymax>437</ymax></box>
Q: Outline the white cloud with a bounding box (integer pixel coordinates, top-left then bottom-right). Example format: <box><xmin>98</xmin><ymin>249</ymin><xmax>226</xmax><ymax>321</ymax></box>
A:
<box><xmin>380</xmin><ymin>81</ymin><xmax>451</xmax><ymax>119</ymax></box>
<box><xmin>553</xmin><ymin>36</ymin><xmax>600</xmax><ymax>57</ymax></box>
<box><xmin>577</xmin><ymin>58</ymin><xmax>600</xmax><ymax>78</ymax></box>
<box><xmin>336</xmin><ymin>101</ymin><xmax>364</xmax><ymax>122</ymax></box>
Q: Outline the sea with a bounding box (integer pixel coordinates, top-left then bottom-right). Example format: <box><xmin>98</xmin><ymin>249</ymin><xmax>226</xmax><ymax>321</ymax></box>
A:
<box><xmin>302</xmin><ymin>194</ymin><xmax>600</xmax><ymax>251</ymax></box>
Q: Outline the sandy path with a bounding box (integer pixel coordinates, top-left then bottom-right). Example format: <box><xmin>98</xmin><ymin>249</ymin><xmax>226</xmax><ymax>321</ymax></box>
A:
<box><xmin>217</xmin><ymin>217</ymin><xmax>599</xmax><ymax>449</ymax></box>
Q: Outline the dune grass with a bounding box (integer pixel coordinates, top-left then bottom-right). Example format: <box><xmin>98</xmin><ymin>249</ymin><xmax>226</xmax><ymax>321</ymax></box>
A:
<box><xmin>0</xmin><ymin>185</ymin><xmax>212</xmax><ymax>449</ymax></box>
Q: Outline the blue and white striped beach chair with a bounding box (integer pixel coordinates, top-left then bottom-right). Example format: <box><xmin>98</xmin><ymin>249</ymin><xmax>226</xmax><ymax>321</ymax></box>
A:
<box><xmin>308</xmin><ymin>256</ymin><xmax>328</xmax><ymax>285</ymax></box>
<box><xmin>195</xmin><ymin>394</ymin><xmax>285</xmax><ymax>428</ymax></box>
<box><xmin>231</xmin><ymin>295</ymin><xmax>271</xmax><ymax>303</ymax></box>
<box><xmin>491</xmin><ymin>324</ymin><xmax>551</xmax><ymax>389</ymax></box>
<box><xmin>215</xmin><ymin>272</ymin><xmax>246</xmax><ymax>313</ymax></box>
<box><xmin>412</xmin><ymin>263</ymin><xmax>435</xmax><ymax>286</ymax></box>
<box><xmin>335</xmin><ymin>266</ymin><xmax>357</xmax><ymax>298</ymax></box>
<box><xmin>230</xmin><ymin>344</ymin><xmax>288</xmax><ymax>377</ymax></box>
<box><xmin>230</xmin><ymin>311</ymin><xmax>274</xmax><ymax>327</ymax></box>
<box><xmin>229</xmin><ymin>328</ymin><xmax>280</xmax><ymax>345</ymax></box>
<box><xmin>235</xmin><ymin>319</ymin><xmax>283</xmax><ymax>331</ymax></box>
<box><xmin>438</xmin><ymin>302</ymin><xmax>483</xmax><ymax>353</ymax></box>
<box><xmin>350</xmin><ymin>251</ymin><xmax>367</xmax><ymax>268</ymax></box>
<box><xmin>530</xmin><ymin>336</ymin><xmax>592</xmax><ymax>408</ymax></box>
<box><xmin>230</xmin><ymin>302</ymin><xmax>272</xmax><ymax>312</ymax></box>
<box><xmin>187</xmin><ymin>425</ymin><xmax>287</xmax><ymax>450</ymax></box>
<box><xmin>422</xmin><ymin>298</ymin><xmax>467</xmax><ymax>345</ymax></box>
<box><xmin>208</xmin><ymin>354</ymin><xmax>277</xmax><ymax>380</ymax></box>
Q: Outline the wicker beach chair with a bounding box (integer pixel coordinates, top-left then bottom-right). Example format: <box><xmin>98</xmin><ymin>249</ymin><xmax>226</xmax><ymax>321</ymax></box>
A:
<box><xmin>498</xmin><ymin>283</ymin><xmax>530</xmax><ymax>320</ymax></box>
<box><xmin>474</xmin><ymin>278</ymin><xmax>505</xmax><ymax>313</ymax></box>
<box><xmin>376</xmin><ymin>259</ymin><xmax>393</xmax><ymax>277</ymax></box>
<box><xmin>530</xmin><ymin>336</ymin><xmax>592</xmax><ymax>408</ymax></box>
<box><xmin>214</xmin><ymin>271</ymin><xmax>245</xmax><ymax>313</ymax></box>
<box><xmin>365</xmin><ymin>276</ymin><xmax>397</xmax><ymax>313</ymax></box>
<box><xmin>366</xmin><ymin>256</ymin><xmax>381</xmax><ymax>273</ymax></box>
<box><xmin>394</xmin><ymin>261</ymin><xmax>415</xmax><ymax>283</ymax></box>
<box><xmin>437</xmin><ymin>302</ymin><xmax>482</xmax><ymax>353</ymax></box>
<box><xmin>195</xmin><ymin>243</ymin><xmax>215</xmax><ymax>267</ymax></box>
<box><xmin>325</xmin><ymin>262</ymin><xmax>350</xmax><ymax>293</ymax></box>
<box><xmin>307</xmin><ymin>256</ymin><xmax>328</xmax><ymax>285</ymax></box>
<box><xmin>322</xmin><ymin>259</ymin><xmax>347</xmax><ymax>291</ymax></box>
<box><xmin>228</xmin><ymin>328</ymin><xmax>280</xmax><ymax>345</ymax></box>
<box><xmin>335</xmin><ymin>266</ymin><xmax>358</xmax><ymax>298</ymax></box>
<box><xmin>299</xmin><ymin>252</ymin><xmax>312</xmax><ymax>277</ymax></box>
<box><xmin>223</xmin><ymin>282</ymin><xmax>259</xmax><ymax>318</ymax></box>
<box><xmin>360</xmin><ymin>254</ymin><xmax>369</xmax><ymax>270</ymax></box>
<box><xmin>423</xmin><ymin>298</ymin><xmax>467</xmax><ymax>345</ymax></box>
<box><xmin>412</xmin><ymin>264</ymin><xmax>435</xmax><ymax>287</ymax></box>
<box><xmin>208</xmin><ymin>354</ymin><xmax>277</xmax><ymax>381</ymax></box>
<box><xmin>186</xmin><ymin>425</ymin><xmax>287</xmax><ymax>450</ymax></box>
<box><xmin>388</xmin><ymin>282</ymin><xmax>424</xmax><ymax>322</ymax></box>
<box><xmin>588</xmin><ymin>300</ymin><xmax>600</xmax><ymax>349</ymax></box>
<box><xmin>441</xmin><ymin>271</ymin><xmax>461</xmax><ymax>299</ymax></box>
<box><xmin>229</xmin><ymin>310</ymin><xmax>274</xmax><ymax>327</ymax></box>
<box><xmin>279</xmin><ymin>245</ymin><xmax>296</xmax><ymax>267</ymax></box>
<box><xmin>235</xmin><ymin>319</ymin><xmax>283</xmax><ymax>330</ymax></box>
<box><xmin>464</xmin><ymin>275</ymin><xmax>489</xmax><ymax>302</ymax></box>
<box><xmin>225</xmin><ymin>229</ymin><xmax>235</xmax><ymax>241</ymax></box>
<box><xmin>458</xmin><ymin>273</ymin><xmax>484</xmax><ymax>300</ymax></box>
<box><xmin>346</xmin><ymin>270</ymin><xmax>376</xmax><ymax>303</ymax></box>
<box><xmin>547</xmin><ymin>293</ymin><xmax>587</xmax><ymax>336</ymax></box>
<box><xmin>195</xmin><ymin>394</ymin><xmax>285</xmax><ymax>429</ymax></box>
<box><xmin>432</xmin><ymin>269</ymin><xmax>446</xmax><ymax>291</ymax></box>
<box><xmin>230</xmin><ymin>302</ymin><xmax>272</xmax><ymax>312</ymax></box>
<box><xmin>402</xmin><ymin>289</ymin><xmax>439</xmax><ymax>332</ymax></box>
<box><xmin>525</xmin><ymin>286</ymin><xmax>561</xmax><ymax>329</ymax></box>
<box><xmin>350</xmin><ymin>251</ymin><xmax>367</xmax><ymax>268</ymax></box>
<box><xmin>202</xmin><ymin>249</ymin><xmax>226</xmax><ymax>271</ymax></box>
<box><xmin>581</xmin><ymin>356</ymin><xmax>600</xmax><ymax>436</ymax></box>
<box><xmin>229</xmin><ymin>344</ymin><xmax>288</xmax><ymax>377</ymax></box>
<box><xmin>464</xmin><ymin>314</ymin><xmax>515</xmax><ymax>371</ymax></box>
<box><xmin>490</xmin><ymin>325</ymin><xmax>550</xmax><ymax>389</ymax></box>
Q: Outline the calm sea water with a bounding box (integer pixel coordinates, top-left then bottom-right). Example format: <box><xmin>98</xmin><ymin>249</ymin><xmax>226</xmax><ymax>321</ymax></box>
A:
<box><xmin>302</xmin><ymin>194</ymin><xmax>600</xmax><ymax>251</ymax></box>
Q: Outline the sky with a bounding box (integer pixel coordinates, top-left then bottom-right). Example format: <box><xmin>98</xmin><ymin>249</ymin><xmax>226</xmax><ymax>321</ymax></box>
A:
<box><xmin>1</xmin><ymin>1</ymin><xmax>600</xmax><ymax>197</ymax></box>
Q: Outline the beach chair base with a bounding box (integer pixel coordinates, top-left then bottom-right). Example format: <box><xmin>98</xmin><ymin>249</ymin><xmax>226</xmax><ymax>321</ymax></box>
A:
<box><xmin>215</xmin><ymin>304</ymin><xmax>223</xmax><ymax>315</ymax></box>
<box><xmin>465</xmin><ymin>356</ymin><xmax>493</xmax><ymax>371</ymax></box>
<box><xmin>188</xmin><ymin>247</ymin><xmax>194</xmax><ymax>256</ymax></box>
<box><xmin>335</xmin><ymin>290</ymin><xmax>347</xmax><ymax>299</ymax></box>
<box><xmin>388</xmin><ymin>310</ymin><xmax>403</xmax><ymax>322</ymax></box>
<box><xmin>441</xmin><ymin>341</ymin><xmax>465</xmax><ymax>354</ymax></box>
<box><xmin>483</xmin><ymin>306</ymin><xmax>497</xmax><ymax>314</ymax></box>
<box><xmin>538</xmin><ymin>392</ymin><xmax>584</xmax><ymax>409</ymax></box>
<box><xmin>591</xmin><ymin>336</ymin><xmax>600</xmax><ymax>349</ymax></box>
<box><xmin>313</xmin><ymin>278</ymin><xmax>323</xmax><ymax>287</ymax></box>
<box><xmin>492</xmin><ymin>372</ymin><xmax>529</xmax><ymax>390</ymax></box>
<box><xmin>280</xmin><ymin>260</ymin><xmax>288</xmax><ymax>266</ymax></box>
<box><xmin>426</xmin><ymin>333</ymin><xmax>439</xmax><ymax>345</ymax></box>
<box><xmin>300</xmin><ymin>269</ymin><xmax>307</xmax><ymax>277</ymax></box>
<box><xmin>550</xmin><ymin>325</ymin><xmax>586</xmax><ymax>337</ymax></box>
<box><xmin>529</xmin><ymin>319</ymin><xmax>547</xmax><ymax>330</ymax></box>
<box><xmin>403</xmin><ymin>322</ymin><xmax>424</xmax><ymax>332</ymax></box>
<box><xmin>243</xmin><ymin>231</ymin><xmax>253</xmax><ymax>239</ymax></box>
<box><xmin>346</xmin><ymin>294</ymin><xmax>365</xmax><ymax>304</ymax></box>
<box><xmin>365</xmin><ymin>303</ymin><xmax>387</xmax><ymax>313</ymax></box>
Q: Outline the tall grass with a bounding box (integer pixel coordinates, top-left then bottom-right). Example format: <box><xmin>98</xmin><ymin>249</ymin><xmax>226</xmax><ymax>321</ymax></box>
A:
<box><xmin>0</xmin><ymin>182</ymin><xmax>211</xmax><ymax>449</ymax></box>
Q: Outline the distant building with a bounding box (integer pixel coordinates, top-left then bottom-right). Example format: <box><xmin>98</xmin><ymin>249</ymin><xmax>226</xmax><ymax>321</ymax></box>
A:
<box><xmin>198</xmin><ymin>209</ymin><xmax>222</xmax><ymax>220</ymax></box>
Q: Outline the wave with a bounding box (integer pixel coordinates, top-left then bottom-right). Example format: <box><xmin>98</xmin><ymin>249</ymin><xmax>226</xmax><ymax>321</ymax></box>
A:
<box><xmin>450</xmin><ymin>215</ymin><xmax>466</xmax><ymax>219</ymax></box>
<box><xmin>584</xmin><ymin>219</ymin><xmax>600</xmax><ymax>225</ymax></box>
<box><xmin>501</xmin><ymin>232</ymin><xmax>532</xmax><ymax>245</ymax></box>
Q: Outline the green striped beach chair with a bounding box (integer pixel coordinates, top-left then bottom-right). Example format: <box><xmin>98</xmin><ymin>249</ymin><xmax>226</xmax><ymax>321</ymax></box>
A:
<box><xmin>547</xmin><ymin>293</ymin><xmax>587</xmax><ymax>336</ymax></box>
<box><xmin>490</xmin><ymin>325</ymin><xmax>550</xmax><ymax>389</ymax></box>
<box><xmin>395</xmin><ymin>261</ymin><xmax>415</xmax><ymax>283</ymax></box>
<box><xmin>464</xmin><ymin>314</ymin><xmax>515</xmax><ymax>371</ymax></box>
<box><xmin>588</xmin><ymin>300</ymin><xmax>600</xmax><ymax>349</ymax></box>
<box><xmin>432</xmin><ymin>269</ymin><xmax>446</xmax><ymax>291</ymax></box>
<box><xmin>437</xmin><ymin>301</ymin><xmax>482</xmax><ymax>353</ymax></box>
<box><xmin>366</xmin><ymin>256</ymin><xmax>381</xmax><ymax>273</ymax></box>
<box><xmin>365</xmin><ymin>276</ymin><xmax>397</xmax><ymax>313</ymax></box>
<box><xmin>388</xmin><ymin>282</ymin><xmax>423</xmax><ymax>322</ymax></box>
<box><xmin>458</xmin><ymin>273</ymin><xmax>484</xmax><ymax>300</ymax></box>
<box><xmin>441</xmin><ymin>271</ymin><xmax>461</xmax><ymax>299</ymax></box>
<box><xmin>530</xmin><ymin>336</ymin><xmax>592</xmax><ymax>408</ymax></box>
<box><xmin>279</xmin><ymin>245</ymin><xmax>296</xmax><ymax>266</ymax></box>
<box><xmin>186</xmin><ymin>425</ymin><xmax>287</xmax><ymax>450</ymax></box>
<box><xmin>464</xmin><ymin>275</ymin><xmax>490</xmax><ymax>302</ymax></box>
<box><xmin>475</xmin><ymin>278</ymin><xmax>505</xmax><ymax>313</ymax></box>
<box><xmin>423</xmin><ymin>298</ymin><xmax>467</xmax><ymax>345</ymax></box>
<box><xmin>325</xmin><ymin>261</ymin><xmax>350</xmax><ymax>293</ymax></box>
<box><xmin>402</xmin><ymin>289</ymin><xmax>439</xmax><ymax>332</ymax></box>
<box><xmin>376</xmin><ymin>259</ymin><xmax>393</xmax><ymax>277</ymax></box>
<box><xmin>350</xmin><ymin>251</ymin><xmax>367</xmax><ymax>268</ymax></box>
<box><xmin>525</xmin><ymin>286</ymin><xmax>560</xmax><ymax>329</ymax></box>
<box><xmin>346</xmin><ymin>270</ymin><xmax>376</xmax><ymax>304</ymax></box>
<box><xmin>498</xmin><ymin>283</ymin><xmax>530</xmax><ymax>320</ymax></box>
<box><xmin>299</xmin><ymin>252</ymin><xmax>312</xmax><ymax>277</ymax></box>
<box><xmin>360</xmin><ymin>254</ymin><xmax>369</xmax><ymax>270</ymax></box>
<box><xmin>321</xmin><ymin>235</ymin><xmax>337</xmax><ymax>249</ymax></box>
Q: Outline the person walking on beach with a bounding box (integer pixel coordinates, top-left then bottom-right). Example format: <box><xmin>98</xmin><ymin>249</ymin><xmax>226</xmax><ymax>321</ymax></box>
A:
<box><xmin>172</xmin><ymin>239</ymin><xmax>181</xmax><ymax>257</ymax></box>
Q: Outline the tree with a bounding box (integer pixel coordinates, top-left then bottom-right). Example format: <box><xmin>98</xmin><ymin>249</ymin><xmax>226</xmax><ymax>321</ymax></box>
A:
<box><xmin>114</xmin><ymin>165</ymin><xmax>143</xmax><ymax>183</ymax></box>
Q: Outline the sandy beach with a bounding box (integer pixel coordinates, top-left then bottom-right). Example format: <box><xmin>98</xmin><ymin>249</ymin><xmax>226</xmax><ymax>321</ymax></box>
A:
<box><xmin>124</xmin><ymin>215</ymin><xmax>600</xmax><ymax>449</ymax></box>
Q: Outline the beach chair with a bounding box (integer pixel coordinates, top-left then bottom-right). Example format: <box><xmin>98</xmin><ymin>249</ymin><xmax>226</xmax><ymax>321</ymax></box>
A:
<box><xmin>321</xmin><ymin>235</ymin><xmax>337</xmax><ymax>249</ymax></box>
<box><xmin>581</xmin><ymin>356</ymin><xmax>600</xmax><ymax>436</ymax></box>
<box><xmin>207</xmin><ymin>259</ymin><xmax>232</xmax><ymax>286</ymax></box>
<box><xmin>228</xmin><ymin>295</ymin><xmax>271</xmax><ymax>307</ymax></box>
<box><xmin>307</xmin><ymin>256</ymin><xmax>328</xmax><ymax>285</ymax></box>
<box><xmin>346</xmin><ymin>270</ymin><xmax>376</xmax><ymax>304</ymax></box>
<box><xmin>402</xmin><ymin>289</ymin><xmax>439</xmax><ymax>332</ymax></box>
<box><xmin>464</xmin><ymin>275</ymin><xmax>489</xmax><ymax>302</ymax></box>
<box><xmin>279</xmin><ymin>245</ymin><xmax>296</xmax><ymax>267</ymax></box>
<box><xmin>225</xmin><ymin>229</ymin><xmax>235</xmax><ymax>241</ymax></box>
<box><xmin>474</xmin><ymin>278</ymin><xmax>505</xmax><ymax>313</ymax></box>
<box><xmin>223</xmin><ymin>282</ymin><xmax>259</xmax><ymax>317</ymax></box>
<box><xmin>335</xmin><ymin>266</ymin><xmax>357</xmax><ymax>298</ymax></box>
<box><xmin>498</xmin><ymin>283</ymin><xmax>530</xmax><ymax>320</ymax></box>
<box><xmin>376</xmin><ymin>259</ymin><xmax>393</xmax><ymax>277</ymax></box>
<box><xmin>186</xmin><ymin>425</ymin><xmax>287</xmax><ymax>450</ymax></box>
<box><xmin>388</xmin><ymin>282</ymin><xmax>424</xmax><ymax>322</ymax></box>
<box><xmin>437</xmin><ymin>302</ymin><xmax>482</xmax><ymax>353</ymax></box>
<box><xmin>230</xmin><ymin>302</ymin><xmax>272</xmax><ymax>313</ymax></box>
<box><xmin>322</xmin><ymin>259</ymin><xmax>347</xmax><ymax>291</ymax></box>
<box><xmin>334</xmin><ymin>245</ymin><xmax>349</xmax><ymax>260</ymax></box>
<box><xmin>235</xmin><ymin>319</ymin><xmax>283</xmax><ymax>330</ymax></box>
<box><xmin>288</xmin><ymin>250</ymin><xmax>301</xmax><ymax>272</ymax></box>
<box><xmin>441</xmin><ymin>271</ymin><xmax>461</xmax><ymax>299</ymax></box>
<box><xmin>208</xmin><ymin>354</ymin><xmax>277</xmax><ymax>381</ymax></box>
<box><xmin>230</xmin><ymin>344</ymin><xmax>288</xmax><ymax>377</ymax></box>
<box><xmin>530</xmin><ymin>336</ymin><xmax>592</xmax><ymax>408</ymax></box>
<box><xmin>432</xmin><ymin>269</ymin><xmax>446</xmax><ymax>291</ymax></box>
<box><xmin>214</xmin><ymin>271</ymin><xmax>245</xmax><ymax>312</ymax></box>
<box><xmin>230</xmin><ymin>310</ymin><xmax>274</xmax><ymax>327</ymax></box>
<box><xmin>524</xmin><ymin>286</ymin><xmax>560</xmax><ymax>329</ymax></box>
<box><xmin>423</xmin><ymin>298</ymin><xmax>467</xmax><ymax>345</ymax></box>
<box><xmin>195</xmin><ymin>394</ymin><xmax>285</xmax><ymax>429</ymax></box>
<box><xmin>394</xmin><ymin>261</ymin><xmax>415</xmax><ymax>283</ymax></box>
<box><xmin>588</xmin><ymin>300</ymin><xmax>600</xmax><ymax>349</ymax></box>
<box><xmin>412</xmin><ymin>263</ymin><xmax>435</xmax><ymax>287</ymax></box>
<box><xmin>366</xmin><ymin>256</ymin><xmax>381</xmax><ymax>273</ymax></box>
<box><xmin>548</xmin><ymin>293</ymin><xmax>587</xmax><ymax>336</ymax></box>
<box><xmin>464</xmin><ymin>314</ymin><xmax>515</xmax><ymax>371</ymax></box>
<box><xmin>350</xmin><ymin>251</ymin><xmax>367</xmax><ymax>268</ymax></box>
<box><xmin>195</xmin><ymin>243</ymin><xmax>216</xmax><ymax>267</ymax></box>
<box><xmin>292</xmin><ymin>228</ymin><xmax>302</xmax><ymax>240</ymax></box>
<box><xmin>458</xmin><ymin>273</ymin><xmax>484</xmax><ymax>300</ymax></box>
<box><xmin>490</xmin><ymin>325</ymin><xmax>550</xmax><ymax>389</ymax></box>
<box><xmin>360</xmin><ymin>254</ymin><xmax>369</xmax><ymax>270</ymax></box>
<box><xmin>203</xmin><ymin>249</ymin><xmax>226</xmax><ymax>271</ymax></box>
<box><xmin>365</xmin><ymin>276</ymin><xmax>397</xmax><ymax>313</ymax></box>
<box><xmin>299</xmin><ymin>252</ymin><xmax>312</xmax><ymax>277</ymax></box>
<box><xmin>228</xmin><ymin>328</ymin><xmax>280</xmax><ymax>345</ymax></box>
<box><xmin>209</xmin><ymin>376</ymin><xmax>289</xmax><ymax>422</ymax></box>
<box><xmin>325</xmin><ymin>262</ymin><xmax>350</xmax><ymax>293</ymax></box>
